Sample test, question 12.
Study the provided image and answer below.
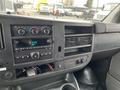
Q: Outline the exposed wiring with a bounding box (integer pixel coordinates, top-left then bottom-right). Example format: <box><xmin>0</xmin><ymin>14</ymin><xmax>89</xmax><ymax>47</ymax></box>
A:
<box><xmin>47</xmin><ymin>64</ymin><xmax>54</xmax><ymax>71</ymax></box>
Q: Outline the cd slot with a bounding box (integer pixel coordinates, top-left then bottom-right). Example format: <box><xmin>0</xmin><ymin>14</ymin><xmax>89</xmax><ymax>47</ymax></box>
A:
<box><xmin>65</xmin><ymin>46</ymin><xmax>91</xmax><ymax>56</ymax></box>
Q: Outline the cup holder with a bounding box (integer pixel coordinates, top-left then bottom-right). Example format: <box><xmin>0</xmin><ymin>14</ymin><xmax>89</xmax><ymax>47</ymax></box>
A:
<box><xmin>60</xmin><ymin>83</ymin><xmax>77</xmax><ymax>90</ymax></box>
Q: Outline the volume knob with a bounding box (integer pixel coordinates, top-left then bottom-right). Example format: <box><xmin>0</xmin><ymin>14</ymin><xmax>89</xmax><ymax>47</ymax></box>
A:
<box><xmin>30</xmin><ymin>52</ymin><xmax>40</xmax><ymax>59</ymax></box>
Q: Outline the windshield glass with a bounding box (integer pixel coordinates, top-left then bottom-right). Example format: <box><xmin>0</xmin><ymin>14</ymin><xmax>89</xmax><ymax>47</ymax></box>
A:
<box><xmin>0</xmin><ymin>0</ymin><xmax>119</xmax><ymax>21</ymax></box>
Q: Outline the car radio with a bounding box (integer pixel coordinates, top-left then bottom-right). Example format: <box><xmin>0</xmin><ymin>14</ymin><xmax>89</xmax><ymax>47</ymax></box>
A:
<box><xmin>11</xmin><ymin>25</ymin><xmax>53</xmax><ymax>64</ymax></box>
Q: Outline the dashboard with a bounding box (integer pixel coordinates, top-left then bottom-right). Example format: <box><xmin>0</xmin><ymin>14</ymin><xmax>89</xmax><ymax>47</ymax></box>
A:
<box><xmin>0</xmin><ymin>15</ymin><xmax>120</xmax><ymax>85</ymax></box>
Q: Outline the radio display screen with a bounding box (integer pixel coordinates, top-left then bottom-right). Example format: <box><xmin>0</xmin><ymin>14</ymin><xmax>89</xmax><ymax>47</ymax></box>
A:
<box><xmin>14</xmin><ymin>38</ymin><xmax>51</xmax><ymax>48</ymax></box>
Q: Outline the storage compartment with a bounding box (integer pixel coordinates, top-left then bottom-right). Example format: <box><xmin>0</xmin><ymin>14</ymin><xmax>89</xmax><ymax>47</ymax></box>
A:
<box><xmin>65</xmin><ymin>26</ymin><xmax>93</xmax><ymax>35</ymax></box>
<box><xmin>64</xmin><ymin>25</ymin><xmax>93</xmax><ymax>57</ymax></box>
<box><xmin>65</xmin><ymin>36</ymin><xmax>92</xmax><ymax>47</ymax></box>
<box><xmin>65</xmin><ymin>46</ymin><xmax>91</xmax><ymax>56</ymax></box>
<box><xmin>16</xmin><ymin>63</ymin><xmax>55</xmax><ymax>78</ymax></box>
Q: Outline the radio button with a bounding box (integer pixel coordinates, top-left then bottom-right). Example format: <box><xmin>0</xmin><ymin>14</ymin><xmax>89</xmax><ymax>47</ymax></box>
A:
<box><xmin>41</xmin><ymin>53</ymin><xmax>44</xmax><ymax>56</ymax></box>
<box><xmin>26</xmin><ymin>55</ymin><xmax>30</xmax><ymax>58</ymax></box>
<box><xmin>48</xmin><ymin>52</ymin><xmax>52</xmax><ymax>55</ymax></box>
<box><xmin>16</xmin><ymin>56</ymin><xmax>20</xmax><ymax>59</ymax></box>
<box><xmin>21</xmin><ymin>56</ymin><xmax>25</xmax><ymax>59</ymax></box>
<box><xmin>44</xmin><ymin>53</ymin><xmax>48</xmax><ymax>55</ymax></box>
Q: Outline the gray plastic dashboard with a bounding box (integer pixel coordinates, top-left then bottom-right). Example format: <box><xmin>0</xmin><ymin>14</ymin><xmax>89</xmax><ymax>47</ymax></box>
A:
<box><xmin>0</xmin><ymin>15</ymin><xmax>120</xmax><ymax>85</ymax></box>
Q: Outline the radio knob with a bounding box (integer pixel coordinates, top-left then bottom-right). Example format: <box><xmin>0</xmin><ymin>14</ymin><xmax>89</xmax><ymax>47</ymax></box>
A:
<box><xmin>47</xmin><ymin>39</ymin><xmax>52</xmax><ymax>44</ymax></box>
<box><xmin>30</xmin><ymin>52</ymin><xmax>40</xmax><ymax>59</ymax></box>
<box><xmin>17</xmin><ymin>28</ymin><xmax>26</xmax><ymax>36</ymax></box>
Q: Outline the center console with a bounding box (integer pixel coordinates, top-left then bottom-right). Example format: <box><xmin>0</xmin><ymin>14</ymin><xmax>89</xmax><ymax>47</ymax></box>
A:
<box><xmin>0</xmin><ymin>15</ymin><xmax>94</xmax><ymax>86</ymax></box>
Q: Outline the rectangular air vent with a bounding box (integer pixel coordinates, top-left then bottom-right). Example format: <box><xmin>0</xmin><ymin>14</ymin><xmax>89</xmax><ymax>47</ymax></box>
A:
<box><xmin>64</xmin><ymin>25</ymin><xmax>93</xmax><ymax>57</ymax></box>
<box><xmin>0</xmin><ymin>24</ymin><xmax>4</xmax><ymax>50</ymax></box>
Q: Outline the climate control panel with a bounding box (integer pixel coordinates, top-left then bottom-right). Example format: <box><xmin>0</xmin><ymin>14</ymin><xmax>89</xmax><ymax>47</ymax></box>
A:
<box><xmin>11</xmin><ymin>25</ymin><xmax>52</xmax><ymax>36</ymax></box>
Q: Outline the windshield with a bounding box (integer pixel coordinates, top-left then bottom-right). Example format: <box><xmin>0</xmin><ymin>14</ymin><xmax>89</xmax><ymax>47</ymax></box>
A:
<box><xmin>0</xmin><ymin>0</ymin><xmax>119</xmax><ymax>21</ymax></box>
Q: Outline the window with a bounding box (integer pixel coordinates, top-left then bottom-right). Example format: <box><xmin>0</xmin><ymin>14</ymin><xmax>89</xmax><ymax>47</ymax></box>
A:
<box><xmin>0</xmin><ymin>0</ymin><xmax>119</xmax><ymax>21</ymax></box>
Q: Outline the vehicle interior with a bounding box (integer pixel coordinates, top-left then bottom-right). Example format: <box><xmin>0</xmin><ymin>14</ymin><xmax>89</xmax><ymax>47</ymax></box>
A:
<box><xmin>1</xmin><ymin>0</ymin><xmax>120</xmax><ymax>90</ymax></box>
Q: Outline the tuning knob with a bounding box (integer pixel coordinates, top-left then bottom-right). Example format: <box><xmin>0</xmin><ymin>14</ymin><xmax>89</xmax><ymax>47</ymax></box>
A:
<box><xmin>30</xmin><ymin>52</ymin><xmax>40</xmax><ymax>59</ymax></box>
<box><xmin>17</xmin><ymin>28</ymin><xmax>26</xmax><ymax>36</ymax></box>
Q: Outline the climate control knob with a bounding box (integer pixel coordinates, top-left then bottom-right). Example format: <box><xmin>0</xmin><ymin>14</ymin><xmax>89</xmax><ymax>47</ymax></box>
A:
<box><xmin>17</xmin><ymin>28</ymin><xmax>26</xmax><ymax>36</ymax></box>
<box><xmin>30</xmin><ymin>52</ymin><xmax>40</xmax><ymax>59</ymax></box>
<box><xmin>31</xmin><ymin>27</ymin><xmax>39</xmax><ymax>35</ymax></box>
<box><xmin>41</xmin><ymin>26</ymin><xmax>51</xmax><ymax>35</ymax></box>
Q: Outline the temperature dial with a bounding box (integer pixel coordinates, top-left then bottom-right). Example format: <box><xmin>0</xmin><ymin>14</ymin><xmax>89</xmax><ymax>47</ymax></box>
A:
<box><xmin>31</xmin><ymin>27</ymin><xmax>39</xmax><ymax>35</ymax></box>
<box><xmin>17</xmin><ymin>28</ymin><xmax>26</xmax><ymax>36</ymax></box>
<box><xmin>41</xmin><ymin>26</ymin><xmax>51</xmax><ymax>35</ymax></box>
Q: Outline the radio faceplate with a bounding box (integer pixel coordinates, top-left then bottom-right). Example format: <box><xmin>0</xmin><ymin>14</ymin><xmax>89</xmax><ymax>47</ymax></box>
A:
<box><xmin>11</xmin><ymin>25</ymin><xmax>53</xmax><ymax>64</ymax></box>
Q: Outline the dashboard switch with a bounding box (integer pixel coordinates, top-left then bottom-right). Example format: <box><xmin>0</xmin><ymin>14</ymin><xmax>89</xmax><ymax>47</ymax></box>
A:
<box><xmin>76</xmin><ymin>59</ymin><xmax>82</xmax><ymax>64</ymax></box>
